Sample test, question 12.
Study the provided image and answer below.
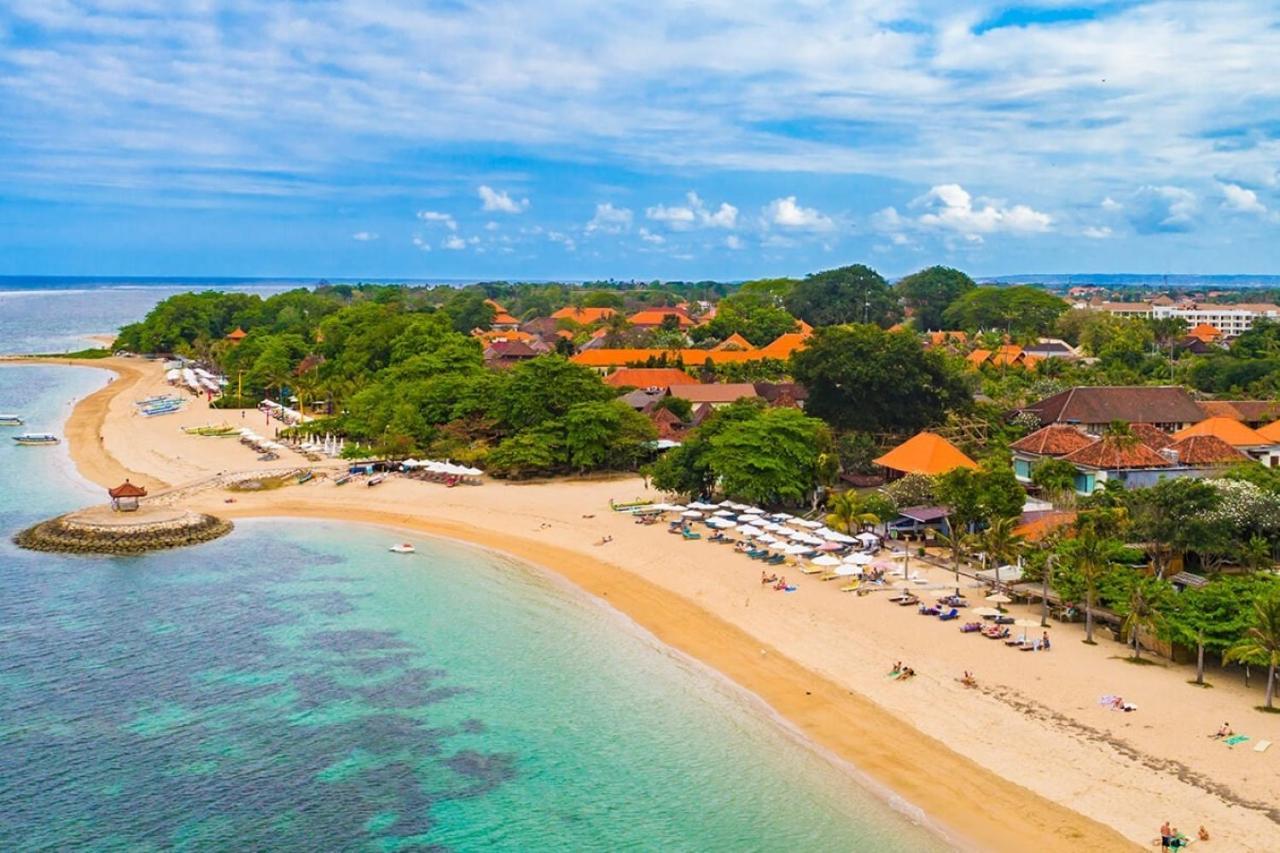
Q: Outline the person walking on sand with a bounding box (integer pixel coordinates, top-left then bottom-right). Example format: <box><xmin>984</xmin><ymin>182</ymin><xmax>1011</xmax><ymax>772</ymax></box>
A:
<box><xmin>1160</xmin><ymin>820</ymin><xmax>1172</xmax><ymax>850</ymax></box>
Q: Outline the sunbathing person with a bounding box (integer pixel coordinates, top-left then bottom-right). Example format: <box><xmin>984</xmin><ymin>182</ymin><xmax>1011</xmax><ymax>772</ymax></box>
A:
<box><xmin>761</xmin><ymin>572</ymin><xmax>779</xmax><ymax>585</ymax></box>
<box><xmin>1213</xmin><ymin>722</ymin><xmax>1233</xmax><ymax>739</ymax></box>
<box><xmin>897</xmin><ymin>666</ymin><xmax>915</xmax><ymax>680</ymax></box>
<box><xmin>959</xmin><ymin>671</ymin><xmax>977</xmax><ymax>687</ymax></box>
<box><xmin>774</xmin><ymin>576</ymin><xmax>788</xmax><ymax>590</ymax></box>
<box><xmin>890</xmin><ymin>661</ymin><xmax>902</xmax><ymax>676</ymax></box>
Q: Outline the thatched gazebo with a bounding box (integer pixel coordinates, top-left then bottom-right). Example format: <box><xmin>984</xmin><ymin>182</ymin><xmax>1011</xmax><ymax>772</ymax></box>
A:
<box><xmin>108</xmin><ymin>479</ymin><xmax>147</xmax><ymax>512</ymax></box>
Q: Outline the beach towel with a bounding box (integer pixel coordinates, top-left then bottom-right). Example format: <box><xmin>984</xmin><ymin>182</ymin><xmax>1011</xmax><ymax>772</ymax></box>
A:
<box><xmin>1254</xmin><ymin>740</ymin><xmax>1271</xmax><ymax>753</ymax></box>
<box><xmin>1223</xmin><ymin>734</ymin><xmax>1249</xmax><ymax>746</ymax></box>
<box><xmin>783</xmin><ymin>585</ymin><xmax>797</xmax><ymax>593</ymax></box>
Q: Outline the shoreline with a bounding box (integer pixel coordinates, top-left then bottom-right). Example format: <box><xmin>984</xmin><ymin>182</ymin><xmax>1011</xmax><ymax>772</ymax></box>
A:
<box><xmin>14</xmin><ymin>354</ymin><xmax>1280</xmax><ymax>850</ymax></box>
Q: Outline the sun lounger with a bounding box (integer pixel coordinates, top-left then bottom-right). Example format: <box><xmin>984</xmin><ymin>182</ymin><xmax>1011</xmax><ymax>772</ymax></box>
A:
<box><xmin>798</xmin><ymin>565</ymin><xmax>823</xmax><ymax>575</ymax></box>
<box><xmin>765</xmin><ymin>554</ymin><xmax>786</xmax><ymax>565</ymax></box>
<box><xmin>897</xmin><ymin>596</ymin><xmax>919</xmax><ymax>606</ymax></box>
<box><xmin>840</xmin><ymin>582</ymin><xmax>861</xmax><ymax>592</ymax></box>
<box><xmin>682</xmin><ymin>530</ymin><xmax>701</xmax><ymax>540</ymax></box>
<box><xmin>938</xmin><ymin>608</ymin><xmax>959</xmax><ymax>621</ymax></box>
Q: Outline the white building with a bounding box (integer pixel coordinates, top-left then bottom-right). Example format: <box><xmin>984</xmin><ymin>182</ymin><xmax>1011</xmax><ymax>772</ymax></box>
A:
<box><xmin>1151</xmin><ymin>303</ymin><xmax>1280</xmax><ymax>338</ymax></box>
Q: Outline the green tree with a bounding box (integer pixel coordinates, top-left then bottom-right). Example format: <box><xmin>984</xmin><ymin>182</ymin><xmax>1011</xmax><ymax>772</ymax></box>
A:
<box><xmin>1168</xmin><ymin>578</ymin><xmax>1266</xmax><ymax>685</ymax></box>
<box><xmin>1118</xmin><ymin>577</ymin><xmax>1170</xmax><ymax>661</ymax></box>
<box><xmin>1063</xmin><ymin>528</ymin><xmax>1113</xmax><ymax>644</ymax></box>
<box><xmin>701</xmin><ymin>293</ymin><xmax>799</xmax><ymax>346</ymax></box>
<box><xmin>977</xmin><ymin>516</ymin><xmax>1026</xmax><ymax>589</ymax></box>
<box><xmin>486</xmin><ymin>429</ymin><xmax>565</xmax><ymax>478</ymax></box>
<box><xmin>738</xmin><ymin>277</ymin><xmax>798</xmax><ymax>301</ymax></box>
<box><xmin>825</xmin><ymin>491</ymin><xmax>880</xmax><ymax>534</ymax></box>
<box><xmin>790</xmin><ymin>325</ymin><xmax>971</xmax><ymax>432</ymax></box>
<box><xmin>563</xmin><ymin>400</ymin><xmax>657</xmax><ymax>472</ymax></box>
<box><xmin>942</xmin><ymin>285</ymin><xmax>1067</xmax><ymax>336</ymax></box>
<box><xmin>443</xmin><ymin>290</ymin><xmax>496</xmax><ymax>334</ymax></box>
<box><xmin>1224</xmin><ymin>592</ymin><xmax>1280</xmax><ymax>710</ymax></box>
<box><xmin>649</xmin><ymin>399</ymin><xmax>768</xmax><ymax>499</ymax></box>
<box><xmin>1031</xmin><ymin>457</ymin><xmax>1079</xmax><ymax>508</ymax></box>
<box><xmin>1125</xmin><ymin>478</ymin><xmax>1222</xmax><ymax>578</ymax></box>
<box><xmin>492</xmin><ymin>356</ymin><xmax>615</xmax><ymax>432</ymax></box>
<box><xmin>895</xmin><ymin>266</ymin><xmax>975</xmax><ymax>331</ymax></box>
<box><xmin>783</xmin><ymin>264</ymin><xmax>900</xmax><ymax>327</ymax></box>
<box><xmin>883</xmin><ymin>473</ymin><xmax>936</xmax><ymax>508</ymax></box>
<box><xmin>706</xmin><ymin>408</ymin><xmax>834</xmax><ymax>506</ymax></box>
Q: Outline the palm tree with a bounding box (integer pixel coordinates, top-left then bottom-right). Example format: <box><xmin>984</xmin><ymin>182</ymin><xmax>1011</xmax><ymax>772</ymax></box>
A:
<box><xmin>1072</xmin><ymin>528</ymin><xmax>1112</xmax><ymax>645</ymax></box>
<box><xmin>1225</xmin><ymin>592</ymin><xmax>1280</xmax><ymax>710</ymax></box>
<box><xmin>825</xmin><ymin>492</ymin><xmax>878</xmax><ymax>535</ymax></box>
<box><xmin>1119</xmin><ymin>577</ymin><xmax>1168</xmax><ymax>661</ymax></box>
<box><xmin>978</xmin><ymin>516</ymin><xmax>1025</xmax><ymax>591</ymax></box>
<box><xmin>935</xmin><ymin>524</ymin><xmax>978</xmax><ymax>593</ymax></box>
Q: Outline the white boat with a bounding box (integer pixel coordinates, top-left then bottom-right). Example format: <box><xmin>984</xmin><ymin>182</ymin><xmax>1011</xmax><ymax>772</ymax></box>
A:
<box><xmin>388</xmin><ymin>543</ymin><xmax>416</xmax><ymax>554</ymax></box>
<box><xmin>0</xmin><ymin>415</ymin><xmax>23</xmax><ymax>427</ymax></box>
<box><xmin>13</xmin><ymin>433</ymin><xmax>59</xmax><ymax>446</ymax></box>
<box><xmin>368</xmin><ymin>474</ymin><xmax>386</xmax><ymax>487</ymax></box>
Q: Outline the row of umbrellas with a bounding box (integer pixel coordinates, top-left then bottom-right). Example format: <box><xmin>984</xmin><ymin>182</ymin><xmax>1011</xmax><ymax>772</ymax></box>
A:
<box><xmin>401</xmin><ymin>459</ymin><xmax>484</xmax><ymax>477</ymax></box>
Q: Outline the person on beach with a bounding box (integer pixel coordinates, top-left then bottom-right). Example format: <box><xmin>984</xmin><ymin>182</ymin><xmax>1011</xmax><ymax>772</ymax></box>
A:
<box><xmin>1213</xmin><ymin>722</ymin><xmax>1233</xmax><ymax>739</ymax></box>
<box><xmin>960</xmin><ymin>671</ymin><xmax>976</xmax><ymax>687</ymax></box>
<box><xmin>890</xmin><ymin>661</ymin><xmax>902</xmax><ymax>676</ymax></box>
<box><xmin>1160</xmin><ymin>820</ymin><xmax>1172</xmax><ymax>849</ymax></box>
<box><xmin>1042</xmin><ymin>632</ymin><xmax>1051</xmax><ymax>650</ymax></box>
<box><xmin>1198</xmin><ymin>825</ymin><xmax>1209</xmax><ymax>842</ymax></box>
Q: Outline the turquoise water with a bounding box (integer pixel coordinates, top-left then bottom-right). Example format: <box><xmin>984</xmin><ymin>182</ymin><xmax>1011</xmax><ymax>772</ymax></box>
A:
<box><xmin>0</xmin><ymin>365</ymin><xmax>947</xmax><ymax>849</ymax></box>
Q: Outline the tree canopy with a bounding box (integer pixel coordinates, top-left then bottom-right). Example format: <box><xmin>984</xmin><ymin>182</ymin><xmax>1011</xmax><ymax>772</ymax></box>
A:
<box><xmin>895</xmin><ymin>266</ymin><xmax>975</xmax><ymax>331</ymax></box>
<box><xmin>942</xmin><ymin>285</ymin><xmax>1067</xmax><ymax>336</ymax></box>
<box><xmin>783</xmin><ymin>264</ymin><xmax>901</xmax><ymax>328</ymax></box>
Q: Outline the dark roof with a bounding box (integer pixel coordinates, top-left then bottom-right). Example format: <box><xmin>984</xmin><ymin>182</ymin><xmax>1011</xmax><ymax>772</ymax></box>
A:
<box><xmin>108</xmin><ymin>480</ymin><xmax>147</xmax><ymax>498</ymax></box>
<box><xmin>690</xmin><ymin>402</ymin><xmax>715</xmax><ymax>426</ymax></box>
<box><xmin>1199</xmin><ymin>400</ymin><xmax>1280</xmax><ymax>424</ymax></box>
<box><xmin>668</xmin><ymin>383</ymin><xmax>759</xmax><ymax>404</ymax></box>
<box><xmin>897</xmin><ymin>505</ymin><xmax>951</xmax><ymax>523</ymax></box>
<box><xmin>1022</xmin><ymin>386</ymin><xmax>1205</xmax><ymax>426</ymax></box>
<box><xmin>620</xmin><ymin>388</ymin><xmax>664</xmax><ymax>410</ymax></box>
<box><xmin>1167</xmin><ymin>434</ymin><xmax>1249</xmax><ymax>466</ymax></box>
<box><xmin>520</xmin><ymin>317</ymin><xmax>561</xmax><ymax>338</ymax></box>
<box><xmin>649</xmin><ymin>407</ymin><xmax>687</xmax><ymax>440</ymax></box>
<box><xmin>484</xmin><ymin>340</ymin><xmax>538</xmax><ymax>359</ymax></box>
<box><xmin>1010</xmin><ymin>424</ymin><xmax>1095</xmax><ymax>456</ymax></box>
<box><xmin>1061</xmin><ymin>436</ymin><xmax>1173</xmax><ymax>469</ymax></box>
<box><xmin>753</xmin><ymin>382</ymin><xmax>809</xmax><ymax>404</ymax></box>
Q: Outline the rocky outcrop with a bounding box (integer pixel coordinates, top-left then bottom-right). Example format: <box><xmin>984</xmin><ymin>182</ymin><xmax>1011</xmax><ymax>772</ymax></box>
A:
<box><xmin>14</xmin><ymin>510</ymin><xmax>232</xmax><ymax>555</ymax></box>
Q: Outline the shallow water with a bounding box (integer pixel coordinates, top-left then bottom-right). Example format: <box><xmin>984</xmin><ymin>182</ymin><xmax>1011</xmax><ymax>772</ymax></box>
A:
<box><xmin>0</xmin><ymin>325</ymin><xmax>948</xmax><ymax>851</ymax></box>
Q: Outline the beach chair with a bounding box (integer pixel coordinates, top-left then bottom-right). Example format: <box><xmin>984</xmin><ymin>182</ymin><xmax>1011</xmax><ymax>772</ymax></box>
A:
<box><xmin>765</xmin><ymin>553</ymin><xmax>786</xmax><ymax>566</ymax></box>
<box><xmin>682</xmin><ymin>529</ymin><xmax>701</xmax><ymax>540</ymax></box>
<box><xmin>839</xmin><ymin>581</ymin><xmax>861</xmax><ymax>592</ymax></box>
<box><xmin>938</xmin><ymin>608</ymin><xmax>959</xmax><ymax>621</ymax></box>
<box><xmin>798</xmin><ymin>564</ymin><xmax>823</xmax><ymax>575</ymax></box>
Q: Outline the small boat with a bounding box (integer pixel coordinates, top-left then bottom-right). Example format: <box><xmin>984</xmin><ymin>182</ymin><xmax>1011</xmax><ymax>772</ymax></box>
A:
<box><xmin>0</xmin><ymin>415</ymin><xmax>23</xmax><ymax>427</ymax></box>
<box><xmin>296</xmin><ymin>471</ymin><xmax>314</xmax><ymax>485</ymax></box>
<box><xmin>388</xmin><ymin>543</ymin><xmax>416</xmax><ymax>554</ymax></box>
<box><xmin>13</xmin><ymin>433</ymin><xmax>59</xmax><ymax>446</ymax></box>
<box><xmin>334</xmin><ymin>473</ymin><xmax>352</xmax><ymax>486</ymax></box>
<box><xmin>367</xmin><ymin>474</ymin><xmax>386</xmax><ymax>487</ymax></box>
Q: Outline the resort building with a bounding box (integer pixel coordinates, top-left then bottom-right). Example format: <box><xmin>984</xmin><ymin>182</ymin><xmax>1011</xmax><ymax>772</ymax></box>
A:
<box><xmin>1151</xmin><ymin>302</ymin><xmax>1280</xmax><ymax>338</ymax></box>
<box><xmin>484</xmin><ymin>299</ymin><xmax>521</xmax><ymax>330</ymax></box>
<box><xmin>1197</xmin><ymin>400</ymin><xmax>1280</xmax><ymax>428</ymax></box>
<box><xmin>966</xmin><ymin>345</ymin><xmax>1041</xmax><ymax>369</ymax></box>
<box><xmin>602</xmin><ymin>367</ymin><xmax>698</xmax><ymax>389</ymax></box>
<box><xmin>226</xmin><ymin>327</ymin><xmax>247</xmax><ymax>344</ymax></box>
<box><xmin>108</xmin><ymin>479</ymin><xmax>147</xmax><ymax>512</ymax></box>
<box><xmin>627</xmin><ymin>309</ymin><xmax>696</xmax><ymax>330</ymax></box>
<box><xmin>667</xmin><ymin>383</ymin><xmax>760</xmax><ymax>408</ymax></box>
<box><xmin>1019</xmin><ymin>386</ymin><xmax>1205</xmax><ymax>432</ymax></box>
<box><xmin>713</xmin><ymin>333</ymin><xmax>755</xmax><ymax>351</ymax></box>
<box><xmin>550</xmin><ymin>306</ymin><xmax>617</xmax><ymax>325</ymax></box>
<box><xmin>570</xmin><ymin>331</ymin><xmax>807</xmax><ymax>372</ymax></box>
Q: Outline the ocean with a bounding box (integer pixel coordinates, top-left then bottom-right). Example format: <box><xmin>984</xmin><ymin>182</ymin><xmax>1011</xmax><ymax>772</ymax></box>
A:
<box><xmin>0</xmin><ymin>288</ymin><xmax>947</xmax><ymax>850</ymax></box>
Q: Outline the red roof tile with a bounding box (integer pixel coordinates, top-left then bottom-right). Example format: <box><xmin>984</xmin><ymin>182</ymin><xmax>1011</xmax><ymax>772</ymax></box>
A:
<box><xmin>1167</xmin><ymin>435</ymin><xmax>1249</xmax><ymax>466</ymax></box>
<box><xmin>1010</xmin><ymin>425</ymin><xmax>1095</xmax><ymax>456</ymax></box>
<box><xmin>1061</xmin><ymin>436</ymin><xmax>1173</xmax><ymax>469</ymax></box>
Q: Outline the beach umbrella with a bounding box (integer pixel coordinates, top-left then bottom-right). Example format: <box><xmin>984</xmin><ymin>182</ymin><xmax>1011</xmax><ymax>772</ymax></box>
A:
<box><xmin>972</xmin><ymin>607</ymin><xmax>1001</xmax><ymax>617</ymax></box>
<box><xmin>755</xmin><ymin>534</ymin><xmax>778</xmax><ymax>544</ymax></box>
<box><xmin>794</xmin><ymin>519</ymin><xmax>824</xmax><ymax>529</ymax></box>
<box><xmin>811</xmin><ymin>554</ymin><xmax>840</xmax><ymax>567</ymax></box>
<box><xmin>736</xmin><ymin>524</ymin><xmax>762</xmax><ymax>537</ymax></box>
<box><xmin>681</xmin><ymin>510</ymin><xmax>703</xmax><ymax>518</ymax></box>
<box><xmin>835</xmin><ymin>565</ymin><xmax>858</xmax><ymax>576</ymax></box>
<box><xmin>771</xmin><ymin>512</ymin><xmax>794</xmax><ymax>520</ymax></box>
<box><xmin>844</xmin><ymin>552</ymin><xmax>874</xmax><ymax>565</ymax></box>
<box><xmin>818</xmin><ymin>541</ymin><xmax>843</xmax><ymax>552</ymax></box>
<box><xmin>783</xmin><ymin>544</ymin><xmax>810</xmax><ymax>555</ymax></box>
<box><xmin>712</xmin><ymin>509</ymin><xmax>734</xmax><ymax>517</ymax></box>
<box><xmin>1014</xmin><ymin>619</ymin><xmax>1043</xmax><ymax>628</ymax></box>
<box><xmin>986</xmin><ymin>593</ymin><xmax>1013</xmax><ymax>604</ymax></box>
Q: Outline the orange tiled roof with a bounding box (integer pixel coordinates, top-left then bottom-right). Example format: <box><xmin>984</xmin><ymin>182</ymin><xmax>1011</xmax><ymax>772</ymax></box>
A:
<box><xmin>628</xmin><ymin>310</ymin><xmax>695</xmax><ymax>327</ymax></box>
<box><xmin>572</xmin><ymin>347</ymin><xmax>779</xmax><ymax>367</ymax></box>
<box><xmin>756</xmin><ymin>332</ymin><xmax>807</xmax><ymax>359</ymax></box>
<box><xmin>1188</xmin><ymin>323</ymin><xmax>1221</xmax><ymax>342</ymax></box>
<box><xmin>1259</xmin><ymin>419</ymin><xmax>1280</xmax><ymax>443</ymax></box>
<box><xmin>1173</xmin><ymin>416</ymin><xmax>1273</xmax><ymax>448</ymax></box>
<box><xmin>226</xmin><ymin>326</ymin><xmax>247</xmax><ymax>341</ymax></box>
<box><xmin>1168</xmin><ymin>435</ymin><xmax>1248</xmax><ymax>465</ymax></box>
<box><xmin>967</xmin><ymin>348</ymin><xmax>992</xmax><ymax>366</ymax></box>
<box><xmin>1010</xmin><ymin>425</ymin><xmax>1095</xmax><ymax>456</ymax></box>
<box><xmin>1014</xmin><ymin>510</ymin><xmax>1077</xmax><ymax>542</ymax></box>
<box><xmin>927</xmin><ymin>331</ymin><xmax>968</xmax><ymax>346</ymax></box>
<box><xmin>713</xmin><ymin>332</ymin><xmax>755</xmax><ymax>351</ymax></box>
<box><xmin>1128</xmin><ymin>422</ymin><xmax>1174</xmax><ymax>450</ymax></box>
<box><xmin>873</xmin><ymin>432</ymin><xmax>978</xmax><ymax>476</ymax></box>
<box><xmin>1061</xmin><ymin>436</ymin><xmax>1172</xmax><ymax>469</ymax></box>
<box><xmin>603</xmin><ymin>368</ymin><xmax>697</xmax><ymax>388</ymax></box>
<box><xmin>551</xmin><ymin>306</ymin><xmax>617</xmax><ymax>323</ymax></box>
<box><xmin>473</xmin><ymin>329</ymin><xmax>535</xmax><ymax>344</ymax></box>
<box><xmin>797</xmin><ymin>320</ymin><xmax>814</xmax><ymax>337</ymax></box>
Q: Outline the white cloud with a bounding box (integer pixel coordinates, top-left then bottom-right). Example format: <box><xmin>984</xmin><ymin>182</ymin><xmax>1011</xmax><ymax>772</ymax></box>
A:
<box><xmin>1220</xmin><ymin>182</ymin><xmax>1267</xmax><ymax>216</ymax></box>
<box><xmin>911</xmin><ymin>184</ymin><xmax>1051</xmax><ymax>240</ymax></box>
<box><xmin>478</xmin><ymin>185</ymin><xmax>528</xmax><ymax>213</ymax></box>
<box><xmin>1082</xmin><ymin>226</ymin><xmax>1113</xmax><ymax>239</ymax></box>
<box><xmin>442</xmin><ymin>234</ymin><xmax>467</xmax><ymax>250</ymax></box>
<box><xmin>638</xmin><ymin>227</ymin><xmax>664</xmax><ymax>244</ymax></box>
<box><xmin>351</xmin><ymin>231</ymin><xmax>378</xmax><ymax>241</ymax></box>
<box><xmin>1101</xmin><ymin>197</ymin><xmax>1123</xmax><ymax>212</ymax></box>
<box><xmin>548</xmin><ymin>230</ymin><xmax>577</xmax><ymax>251</ymax></box>
<box><xmin>1126</xmin><ymin>185</ymin><xmax>1198</xmax><ymax>233</ymax></box>
<box><xmin>724</xmin><ymin>234</ymin><xmax>743</xmax><ymax>250</ymax></box>
<box><xmin>586</xmin><ymin>202</ymin><xmax>633</xmax><ymax>234</ymax></box>
<box><xmin>412</xmin><ymin>235</ymin><xmax>430</xmax><ymax>252</ymax></box>
<box><xmin>416</xmin><ymin>210</ymin><xmax>457</xmax><ymax>231</ymax></box>
<box><xmin>646</xmin><ymin>192</ymin><xmax>738</xmax><ymax>229</ymax></box>
<box><xmin>764</xmin><ymin>196</ymin><xmax>834</xmax><ymax>231</ymax></box>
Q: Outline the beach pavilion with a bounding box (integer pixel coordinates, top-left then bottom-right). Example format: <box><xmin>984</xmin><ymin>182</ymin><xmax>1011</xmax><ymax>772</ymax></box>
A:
<box><xmin>873</xmin><ymin>431</ymin><xmax>978</xmax><ymax>478</ymax></box>
<box><xmin>108</xmin><ymin>479</ymin><xmax>147</xmax><ymax>512</ymax></box>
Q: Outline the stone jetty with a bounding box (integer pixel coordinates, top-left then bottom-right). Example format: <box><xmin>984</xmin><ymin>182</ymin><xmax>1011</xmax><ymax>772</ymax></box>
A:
<box><xmin>15</xmin><ymin>505</ymin><xmax>232</xmax><ymax>555</ymax></box>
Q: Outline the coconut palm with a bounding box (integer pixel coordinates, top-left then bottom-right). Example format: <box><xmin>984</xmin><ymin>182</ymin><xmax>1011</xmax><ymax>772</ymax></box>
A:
<box><xmin>1071</xmin><ymin>527</ymin><xmax>1113</xmax><ymax>645</ymax></box>
<box><xmin>1119</xmin><ymin>577</ymin><xmax>1169</xmax><ymax>661</ymax></box>
<box><xmin>935</xmin><ymin>524</ymin><xmax>978</xmax><ymax>592</ymax></box>
<box><xmin>978</xmin><ymin>516</ymin><xmax>1026</xmax><ymax>590</ymax></box>
<box><xmin>1225</xmin><ymin>592</ymin><xmax>1280</xmax><ymax>710</ymax></box>
<box><xmin>824</xmin><ymin>492</ymin><xmax>879</xmax><ymax>535</ymax></box>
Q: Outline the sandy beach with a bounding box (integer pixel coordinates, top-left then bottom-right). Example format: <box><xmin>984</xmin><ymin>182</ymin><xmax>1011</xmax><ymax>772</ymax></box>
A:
<box><xmin>15</xmin><ymin>355</ymin><xmax>1280</xmax><ymax>851</ymax></box>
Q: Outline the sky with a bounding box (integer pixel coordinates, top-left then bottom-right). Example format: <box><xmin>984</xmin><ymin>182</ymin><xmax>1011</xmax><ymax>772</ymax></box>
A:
<box><xmin>1</xmin><ymin>0</ymin><xmax>1279</xmax><ymax>280</ymax></box>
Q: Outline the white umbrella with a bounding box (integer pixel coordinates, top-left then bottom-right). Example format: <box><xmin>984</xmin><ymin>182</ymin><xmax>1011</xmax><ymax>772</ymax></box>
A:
<box><xmin>787</xmin><ymin>529</ymin><xmax>808</xmax><ymax>540</ymax></box>
<box><xmin>811</xmin><ymin>554</ymin><xmax>840</xmax><ymax>567</ymax></box>
<box><xmin>844</xmin><ymin>552</ymin><xmax>874</xmax><ymax>565</ymax></box>
<box><xmin>712</xmin><ymin>509</ymin><xmax>734</xmax><ymax>517</ymax></box>
<box><xmin>771</xmin><ymin>512</ymin><xmax>794</xmax><ymax>520</ymax></box>
<box><xmin>972</xmin><ymin>607</ymin><xmax>1001</xmax><ymax>617</ymax></box>
<box><xmin>681</xmin><ymin>510</ymin><xmax>703</xmax><ymax>518</ymax></box>
<box><xmin>783</xmin><ymin>544</ymin><xmax>810</xmax><ymax>555</ymax></box>
<box><xmin>856</xmin><ymin>532</ymin><xmax>879</xmax><ymax>543</ymax></box>
<box><xmin>986</xmin><ymin>593</ymin><xmax>1013</xmax><ymax>604</ymax></box>
<box><xmin>794</xmin><ymin>519</ymin><xmax>824</xmax><ymax>529</ymax></box>
<box><xmin>736</xmin><ymin>524</ymin><xmax>762</xmax><ymax>537</ymax></box>
<box><xmin>755</xmin><ymin>534</ymin><xmax>778</xmax><ymax>544</ymax></box>
<box><xmin>797</xmin><ymin>534</ymin><xmax>825</xmax><ymax>546</ymax></box>
<box><xmin>835</xmin><ymin>564</ymin><xmax>858</xmax><ymax>576</ymax></box>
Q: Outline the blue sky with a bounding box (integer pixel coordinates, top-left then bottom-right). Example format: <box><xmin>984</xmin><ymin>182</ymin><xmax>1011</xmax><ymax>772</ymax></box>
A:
<box><xmin>1</xmin><ymin>0</ymin><xmax>1278</xmax><ymax>280</ymax></box>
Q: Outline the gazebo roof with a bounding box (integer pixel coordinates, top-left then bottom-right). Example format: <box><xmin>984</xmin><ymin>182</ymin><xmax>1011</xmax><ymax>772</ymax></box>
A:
<box><xmin>108</xmin><ymin>479</ymin><xmax>148</xmax><ymax>498</ymax></box>
<box><xmin>874</xmin><ymin>431</ymin><xmax>978</xmax><ymax>476</ymax></box>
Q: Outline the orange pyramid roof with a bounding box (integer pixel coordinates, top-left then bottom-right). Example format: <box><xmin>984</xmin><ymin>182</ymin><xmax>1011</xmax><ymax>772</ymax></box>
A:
<box><xmin>1259</xmin><ymin>419</ymin><xmax>1280</xmax><ymax>442</ymax></box>
<box><xmin>873</xmin><ymin>432</ymin><xmax>978</xmax><ymax>476</ymax></box>
<box><xmin>797</xmin><ymin>320</ymin><xmax>814</xmax><ymax>337</ymax></box>
<box><xmin>226</xmin><ymin>327</ymin><xmax>247</xmax><ymax>341</ymax></box>
<box><xmin>551</xmin><ymin>306</ymin><xmax>616</xmax><ymax>324</ymax></box>
<box><xmin>757</xmin><ymin>333</ymin><xmax>807</xmax><ymax>359</ymax></box>
<box><xmin>1188</xmin><ymin>323</ymin><xmax>1221</xmax><ymax>342</ymax></box>
<box><xmin>714</xmin><ymin>332</ymin><xmax>755</xmax><ymax>351</ymax></box>
<box><xmin>1173</xmin><ymin>416</ymin><xmax>1273</xmax><ymax>447</ymax></box>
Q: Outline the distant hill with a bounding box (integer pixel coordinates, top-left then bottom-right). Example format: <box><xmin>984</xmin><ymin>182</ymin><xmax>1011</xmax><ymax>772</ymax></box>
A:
<box><xmin>979</xmin><ymin>274</ymin><xmax>1280</xmax><ymax>289</ymax></box>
